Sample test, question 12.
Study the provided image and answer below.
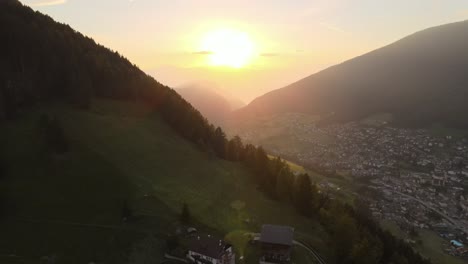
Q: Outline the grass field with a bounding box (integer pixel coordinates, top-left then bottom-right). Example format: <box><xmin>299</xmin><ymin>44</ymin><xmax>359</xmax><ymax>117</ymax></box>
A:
<box><xmin>0</xmin><ymin>100</ymin><xmax>328</xmax><ymax>263</ymax></box>
<box><xmin>414</xmin><ymin>230</ymin><xmax>467</xmax><ymax>264</ymax></box>
<box><xmin>380</xmin><ymin>220</ymin><xmax>466</xmax><ymax>264</ymax></box>
<box><xmin>268</xmin><ymin>155</ymin><xmax>306</xmax><ymax>174</ymax></box>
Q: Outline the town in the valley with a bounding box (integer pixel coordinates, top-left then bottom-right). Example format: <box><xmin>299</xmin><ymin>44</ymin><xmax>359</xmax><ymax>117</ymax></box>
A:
<box><xmin>233</xmin><ymin>115</ymin><xmax>468</xmax><ymax>259</ymax></box>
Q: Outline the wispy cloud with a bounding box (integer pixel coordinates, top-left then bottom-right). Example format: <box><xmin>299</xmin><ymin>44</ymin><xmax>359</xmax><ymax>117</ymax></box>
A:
<box><xmin>192</xmin><ymin>51</ymin><xmax>213</xmax><ymax>55</ymax></box>
<box><xmin>29</xmin><ymin>0</ymin><xmax>67</xmax><ymax>7</ymax></box>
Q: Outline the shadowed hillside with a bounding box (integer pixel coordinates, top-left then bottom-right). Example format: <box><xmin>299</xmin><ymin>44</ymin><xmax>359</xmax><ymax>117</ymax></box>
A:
<box><xmin>234</xmin><ymin>20</ymin><xmax>468</xmax><ymax>128</ymax></box>
<box><xmin>0</xmin><ymin>100</ymin><xmax>327</xmax><ymax>263</ymax></box>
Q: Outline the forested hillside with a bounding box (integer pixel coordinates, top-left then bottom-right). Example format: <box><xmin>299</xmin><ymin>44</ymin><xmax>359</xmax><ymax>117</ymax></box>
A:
<box><xmin>0</xmin><ymin>1</ymin><xmax>432</xmax><ymax>263</ymax></box>
<box><xmin>1</xmin><ymin>0</ymin><xmax>166</xmax><ymax>116</ymax></box>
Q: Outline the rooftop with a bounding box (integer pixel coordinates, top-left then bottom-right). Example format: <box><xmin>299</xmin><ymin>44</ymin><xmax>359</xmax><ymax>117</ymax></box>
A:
<box><xmin>259</xmin><ymin>224</ymin><xmax>294</xmax><ymax>246</ymax></box>
<box><xmin>188</xmin><ymin>234</ymin><xmax>231</xmax><ymax>259</ymax></box>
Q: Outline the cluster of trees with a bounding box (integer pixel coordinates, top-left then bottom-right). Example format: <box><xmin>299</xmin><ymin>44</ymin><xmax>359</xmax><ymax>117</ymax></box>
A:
<box><xmin>179</xmin><ymin>127</ymin><xmax>429</xmax><ymax>263</ymax></box>
<box><xmin>161</xmin><ymin>106</ymin><xmax>430</xmax><ymax>264</ymax></box>
<box><xmin>316</xmin><ymin>200</ymin><xmax>431</xmax><ymax>264</ymax></box>
<box><xmin>0</xmin><ymin>1</ymin><xmax>430</xmax><ymax>263</ymax></box>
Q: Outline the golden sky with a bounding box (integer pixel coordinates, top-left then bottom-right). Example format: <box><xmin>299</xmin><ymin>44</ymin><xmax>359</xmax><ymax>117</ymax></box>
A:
<box><xmin>23</xmin><ymin>0</ymin><xmax>468</xmax><ymax>102</ymax></box>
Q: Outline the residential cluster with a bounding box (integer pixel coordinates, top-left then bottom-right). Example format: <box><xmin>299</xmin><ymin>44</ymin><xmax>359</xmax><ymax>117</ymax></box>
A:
<box><xmin>235</xmin><ymin>118</ymin><xmax>468</xmax><ymax>259</ymax></box>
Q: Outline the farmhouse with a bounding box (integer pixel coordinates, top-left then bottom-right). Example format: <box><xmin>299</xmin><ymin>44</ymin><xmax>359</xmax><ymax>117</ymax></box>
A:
<box><xmin>259</xmin><ymin>225</ymin><xmax>294</xmax><ymax>264</ymax></box>
<box><xmin>187</xmin><ymin>234</ymin><xmax>235</xmax><ymax>264</ymax></box>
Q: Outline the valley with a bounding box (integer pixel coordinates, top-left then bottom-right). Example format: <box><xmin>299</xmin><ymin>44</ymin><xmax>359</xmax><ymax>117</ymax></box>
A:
<box><xmin>226</xmin><ymin>113</ymin><xmax>468</xmax><ymax>263</ymax></box>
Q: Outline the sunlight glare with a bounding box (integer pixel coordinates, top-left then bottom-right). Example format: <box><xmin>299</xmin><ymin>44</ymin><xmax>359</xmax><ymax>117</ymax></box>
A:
<box><xmin>200</xmin><ymin>29</ymin><xmax>255</xmax><ymax>68</ymax></box>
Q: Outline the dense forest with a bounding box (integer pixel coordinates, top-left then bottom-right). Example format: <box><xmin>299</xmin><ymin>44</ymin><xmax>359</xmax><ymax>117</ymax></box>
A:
<box><xmin>0</xmin><ymin>1</ymin><xmax>430</xmax><ymax>263</ymax></box>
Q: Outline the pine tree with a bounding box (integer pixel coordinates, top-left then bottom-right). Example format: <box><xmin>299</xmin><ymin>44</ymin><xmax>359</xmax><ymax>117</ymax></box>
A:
<box><xmin>276</xmin><ymin>169</ymin><xmax>294</xmax><ymax>201</ymax></box>
<box><xmin>293</xmin><ymin>173</ymin><xmax>314</xmax><ymax>216</ymax></box>
<box><xmin>213</xmin><ymin>127</ymin><xmax>226</xmax><ymax>158</ymax></box>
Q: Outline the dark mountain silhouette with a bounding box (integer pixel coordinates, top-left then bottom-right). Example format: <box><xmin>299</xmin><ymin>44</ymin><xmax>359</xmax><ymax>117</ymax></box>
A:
<box><xmin>234</xmin><ymin>20</ymin><xmax>468</xmax><ymax>128</ymax></box>
<box><xmin>0</xmin><ymin>0</ymin><xmax>213</xmax><ymax>143</ymax></box>
<box><xmin>176</xmin><ymin>82</ymin><xmax>244</xmax><ymax>124</ymax></box>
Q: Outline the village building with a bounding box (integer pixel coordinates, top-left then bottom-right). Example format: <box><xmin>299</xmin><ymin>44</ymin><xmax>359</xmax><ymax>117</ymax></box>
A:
<box><xmin>431</xmin><ymin>175</ymin><xmax>447</xmax><ymax>186</ymax></box>
<box><xmin>259</xmin><ymin>225</ymin><xmax>294</xmax><ymax>264</ymax></box>
<box><xmin>187</xmin><ymin>234</ymin><xmax>235</xmax><ymax>264</ymax></box>
<box><xmin>451</xmin><ymin>240</ymin><xmax>464</xmax><ymax>248</ymax></box>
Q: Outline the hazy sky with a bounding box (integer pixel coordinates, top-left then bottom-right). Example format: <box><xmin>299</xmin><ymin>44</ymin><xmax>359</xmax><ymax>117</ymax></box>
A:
<box><xmin>22</xmin><ymin>0</ymin><xmax>468</xmax><ymax>102</ymax></box>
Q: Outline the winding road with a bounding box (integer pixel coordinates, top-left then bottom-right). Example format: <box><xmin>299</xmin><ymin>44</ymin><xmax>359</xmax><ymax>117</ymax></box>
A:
<box><xmin>293</xmin><ymin>240</ymin><xmax>327</xmax><ymax>264</ymax></box>
<box><xmin>391</xmin><ymin>189</ymin><xmax>467</xmax><ymax>233</ymax></box>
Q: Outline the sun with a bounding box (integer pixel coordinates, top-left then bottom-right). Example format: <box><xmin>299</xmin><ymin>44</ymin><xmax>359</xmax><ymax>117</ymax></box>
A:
<box><xmin>200</xmin><ymin>29</ymin><xmax>255</xmax><ymax>68</ymax></box>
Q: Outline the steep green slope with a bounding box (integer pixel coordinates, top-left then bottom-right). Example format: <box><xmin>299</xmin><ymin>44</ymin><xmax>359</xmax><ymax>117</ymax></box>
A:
<box><xmin>0</xmin><ymin>100</ymin><xmax>327</xmax><ymax>263</ymax></box>
<box><xmin>0</xmin><ymin>2</ymin><xmax>329</xmax><ymax>263</ymax></box>
<box><xmin>0</xmin><ymin>102</ymin><xmax>173</xmax><ymax>263</ymax></box>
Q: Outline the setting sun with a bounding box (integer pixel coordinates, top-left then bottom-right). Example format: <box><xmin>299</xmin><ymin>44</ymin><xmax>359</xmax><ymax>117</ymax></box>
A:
<box><xmin>200</xmin><ymin>29</ymin><xmax>255</xmax><ymax>68</ymax></box>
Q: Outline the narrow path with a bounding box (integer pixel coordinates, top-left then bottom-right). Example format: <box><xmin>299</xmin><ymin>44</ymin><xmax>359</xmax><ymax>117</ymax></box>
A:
<box><xmin>293</xmin><ymin>240</ymin><xmax>326</xmax><ymax>264</ymax></box>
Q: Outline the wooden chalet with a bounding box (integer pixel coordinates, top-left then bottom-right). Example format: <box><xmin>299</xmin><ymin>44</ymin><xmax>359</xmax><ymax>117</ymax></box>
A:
<box><xmin>258</xmin><ymin>225</ymin><xmax>294</xmax><ymax>264</ymax></box>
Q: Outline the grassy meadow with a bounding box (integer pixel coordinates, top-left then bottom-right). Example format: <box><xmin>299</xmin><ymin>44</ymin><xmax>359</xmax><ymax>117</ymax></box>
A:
<box><xmin>0</xmin><ymin>100</ymin><xmax>327</xmax><ymax>263</ymax></box>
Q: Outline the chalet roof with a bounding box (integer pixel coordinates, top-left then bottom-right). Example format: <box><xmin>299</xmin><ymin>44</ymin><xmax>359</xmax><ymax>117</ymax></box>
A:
<box><xmin>259</xmin><ymin>224</ymin><xmax>294</xmax><ymax>246</ymax></box>
<box><xmin>188</xmin><ymin>234</ymin><xmax>231</xmax><ymax>259</ymax></box>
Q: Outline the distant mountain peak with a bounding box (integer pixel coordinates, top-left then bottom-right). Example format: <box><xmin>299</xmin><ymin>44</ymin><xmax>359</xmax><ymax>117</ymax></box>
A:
<box><xmin>176</xmin><ymin>82</ymin><xmax>245</xmax><ymax>124</ymax></box>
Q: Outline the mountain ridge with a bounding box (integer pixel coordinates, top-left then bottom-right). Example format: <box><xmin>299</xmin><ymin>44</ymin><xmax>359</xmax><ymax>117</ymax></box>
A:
<box><xmin>176</xmin><ymin>83</ymin><xmax>245</xmax><ymax>124</ymax></box>
<box><xmin>234</xmin><ymin>20</ymin><xmax>468</xmax><ymax>128</ymax></box>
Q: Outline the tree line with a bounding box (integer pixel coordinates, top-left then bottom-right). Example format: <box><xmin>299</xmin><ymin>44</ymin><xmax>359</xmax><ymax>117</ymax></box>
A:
<box><xmin>0</xmin><ymin>1</ymin><xmax>430</xmax><ymax>263</ymax></box>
